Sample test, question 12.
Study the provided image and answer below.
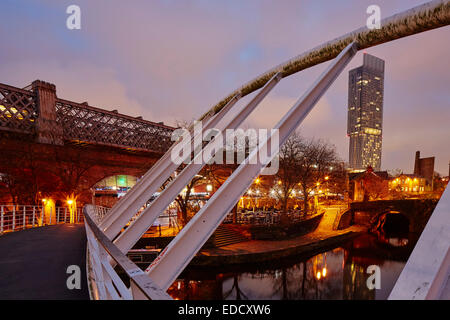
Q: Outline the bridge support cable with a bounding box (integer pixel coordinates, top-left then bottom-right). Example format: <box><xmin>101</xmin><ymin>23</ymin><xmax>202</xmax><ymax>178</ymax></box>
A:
<box><xmin>100</xmin><ymin>94</ymin><xmax>241</xmax><ymax>236</ymax></box>
<box><xmin>113</xmin><ymin>73</ymin><xmax>282</xmax><ymax>253</ymax></box>
<box><xmin>145</xmin><ymin>42</ymin><xmax>358</xmax><ymax>290</ymax></box>
<box><xmin>98</xmin><ymin>98</ymin><xmax>232</xmax><ymax>230</ymax></box>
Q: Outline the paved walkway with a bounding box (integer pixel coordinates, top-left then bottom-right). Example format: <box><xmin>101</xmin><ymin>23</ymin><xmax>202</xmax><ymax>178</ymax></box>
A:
<box><xmin>194</xmin><ymin>206</ymin><xmax>364</xmax><ymax>265</ymax></box>
<box><xmin>0</xmin><ymin>224</ymin><xmax>89</xmax><ymax>299</ymax></box>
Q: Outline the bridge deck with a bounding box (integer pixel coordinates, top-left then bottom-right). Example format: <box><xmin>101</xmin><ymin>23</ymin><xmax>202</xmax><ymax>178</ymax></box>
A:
<box><xmin>0</xmin><ymin>224</ymin><xmax>89</xmax><ymax>299</ymax></box>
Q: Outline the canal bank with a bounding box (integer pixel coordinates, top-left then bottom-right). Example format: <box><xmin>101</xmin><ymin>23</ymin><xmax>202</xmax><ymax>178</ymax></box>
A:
<box><xmin>192</xmin><ymin>226</ymin><xmax>366</xmax><ymax>266</ymax></box>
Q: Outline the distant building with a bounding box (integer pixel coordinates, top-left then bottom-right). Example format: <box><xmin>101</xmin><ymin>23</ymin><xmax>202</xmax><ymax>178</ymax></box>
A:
<box><xmin>414</xmin><ymin>151</ymin><xmax>435</xmax><ymax>186</ymax></box>
<box><xmin>347</xmin><ymin>53</ymin><xmax>385</xmax><ymax>171</ymax></box>
<box><xmin>389</xmin><ymin>174</ymin><xmax>429</xmax><ymax>194</ymax></box>
<box><xmin>348</xmin><ymin>166</ymin><xmax>389</xmax><ymax>201</ymax></box>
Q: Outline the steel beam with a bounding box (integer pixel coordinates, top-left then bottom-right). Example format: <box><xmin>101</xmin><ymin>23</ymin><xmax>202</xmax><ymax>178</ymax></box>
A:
<box><xmin>145</xmin><ymin>42</ymin><xmax>358</xmax><ymax>290</ymax></box>
<box><xmin>100</xmin><ymin>94</ymin><xmax>240</xmax><ymax>237</ymax></box>
<box><xmin>113</xmin><ymin>73</ymin><xmax>282</xmax><ymax>253</ymax></box>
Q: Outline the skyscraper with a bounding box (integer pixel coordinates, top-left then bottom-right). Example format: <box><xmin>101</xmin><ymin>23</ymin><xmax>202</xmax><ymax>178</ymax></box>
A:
<box><xmin>347</xmin><ymin>53</ymin><xmax>385</xmax><ymax>171</ymax></box>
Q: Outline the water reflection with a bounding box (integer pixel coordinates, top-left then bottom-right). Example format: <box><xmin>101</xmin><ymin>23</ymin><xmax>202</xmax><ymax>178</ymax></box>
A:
<box><xmin>167</xmin><ymin>234</ymin><xmax>411</xmax><ymax>300</ymax></box>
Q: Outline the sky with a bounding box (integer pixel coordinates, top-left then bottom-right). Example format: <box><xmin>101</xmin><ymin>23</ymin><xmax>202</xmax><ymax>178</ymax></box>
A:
<box><xmin>0</xmin><ymin>0</ymin><xmax>449</xmax><ymax>175</ymax></box>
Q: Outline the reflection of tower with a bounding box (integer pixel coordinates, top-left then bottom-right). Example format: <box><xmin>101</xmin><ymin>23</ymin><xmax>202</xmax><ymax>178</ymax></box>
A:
<box><xmin>342</xmin><ymin>249</ymin><xmax>375</xmax><ymax>300</ymax></box>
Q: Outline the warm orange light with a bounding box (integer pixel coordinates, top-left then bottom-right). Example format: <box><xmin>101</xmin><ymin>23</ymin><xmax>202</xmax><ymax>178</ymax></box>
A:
<box><xmin>255</xmin><ymin>178</ymin><xmax>260</xmax><ymax>184</ymax></box>
<box><xmin>42</xmin><ymin>199</ymin><xmax>47</xmax><ymax>203</ymax></box>
<box><xmin>324</xmin><ymin>176</ymin><xmax>329</xmax><ymax>181</ymax></box>
<box><xmin>322</xmin><ymin>267</ymin><xmax>327</xmax><ymax>277</ymax></box>
<box><xmin>316</xmin><ymin>271</ymin><xmax>321</xmax><ymax>280</ymax></box>
<box><xmin>316</xmin><ymin>182</ymin><xmax>320</xmax><ymax>186</ymax></box>
<box><xmin>278</xmin><ymin>180</ymin><xmax>282</xmax><ymax>185</ymax></box>
<box><xmin>67</xmin><ymin>200</ymin><xmax>74</xmax><ymax>205</ymax></box>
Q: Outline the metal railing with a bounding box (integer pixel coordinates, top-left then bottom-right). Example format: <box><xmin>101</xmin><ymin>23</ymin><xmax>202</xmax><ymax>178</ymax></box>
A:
<box><xmin>0</xmin><ymin>205</ymin><xmax>83</xmax><ymax>234</ymax></box>
<box><xmin>84</xmin><ymin>205</ymin><xmax>172</xmax><ymax>300</ymax></box>
<box><xmin>55</xmin><ymin>98</ymin><xmax>174</xmax><ymax>153</ymax></box>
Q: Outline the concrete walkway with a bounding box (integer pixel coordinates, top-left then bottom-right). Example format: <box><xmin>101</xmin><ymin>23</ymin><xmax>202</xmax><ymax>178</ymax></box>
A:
<box><xmin>193</xmin><ymin>205</ymin><xmax>364</xmax><ymax>266</ymax></box>
<box><xmin>0</xmin><ymin>224</ymin><xmax>89</xmax><ymax>299</ymax></box>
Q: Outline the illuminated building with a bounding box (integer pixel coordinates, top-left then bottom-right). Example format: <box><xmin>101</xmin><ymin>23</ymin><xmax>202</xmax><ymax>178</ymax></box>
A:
<box><xmin>389</xmin><ymin>174</ymin><xmax>429</xmax><ymax>193</ymax></box>
<box><xmin>347</xmin><ymin>53</ymin><xmax>385</xmax><ymax>171</ymax></box>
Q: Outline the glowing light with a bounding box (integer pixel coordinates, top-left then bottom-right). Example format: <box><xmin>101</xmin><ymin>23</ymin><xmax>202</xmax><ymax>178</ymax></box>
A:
<box><xmin>255</xmin><ymin>178</ymin><xmax>260</xmax><ymax>184</ymax></box>
<box><xmin>324</xmin><ymin>176</ymin><xmax>329</xmax><ymax>181</ymax></box>
<box><xmin>67</xmin><ymin>200</ymin><xmax>74</xmax><ymax>205</ymax></box>
<box><xmin>206</xmin><ymin>184</ymin><xmax>213</xmax><ymax>192</ymax></box>
<box><xmin>316</xmin><ymin>271</ymin><xmax>321</xmax><ymax>280</ymax></box>
<box><xmin>42</xmin><ymin>199</ymin><xmax>47</xmax><ymax>203</ymax></box>
<box><xmin>278</xmin><ymin>180</ymin><xmax>282</xmax><ymax>185</ymax></box>
<box><xmin>322</xmin><ymin>267</ymin><xmax>327</xmax><ymax>277</ymax></box>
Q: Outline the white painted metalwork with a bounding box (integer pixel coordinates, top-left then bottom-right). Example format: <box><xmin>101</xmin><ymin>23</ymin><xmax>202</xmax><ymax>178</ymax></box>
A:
<box><xmin>113</xmin><ymin>73</ymin><xmax>282</xmax><ymax>253</ymax></box>
<box><xmin>83</xmin><ymin>1</ymin><xmax>450</xmax><ymax>299</ymax></box>
<box><xmin>100</xmin><ymin>94</ymin><xmax>241</xmax><ymax>237</ymax></box>
<box><xmin>389</xmin><ymin>186</ymin><xmax>450</xmax><ymax>300</ymax></box>
<box><xmin>0</xmin><ymin>205</ymin><xmax>83</xmax><ymax>234</ymax></box>
<box><xmin>84</xmin><ymin>205</ymin><xmax>172</xmax><ymax>300</ymax></box>
<box><xmin>145</xmin><ymin>42</ymin><xmax>358</xmax><ymax>290</ymax></box>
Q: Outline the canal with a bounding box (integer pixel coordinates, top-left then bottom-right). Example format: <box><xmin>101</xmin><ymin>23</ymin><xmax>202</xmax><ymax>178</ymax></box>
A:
<box><xmin>167</xmin><ymin>232</ymin><xmax>415</xmax><ymax>300</ymax></box>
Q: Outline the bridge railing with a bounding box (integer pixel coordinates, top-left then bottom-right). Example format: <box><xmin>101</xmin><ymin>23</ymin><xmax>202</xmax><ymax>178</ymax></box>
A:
<box><xmin>0</xmin><ymin>83</ymin><xmax>38</xmax><ymax>134</ymax></box>
<box><xmin>84</xmin><ymin>204</ymin><xmax>172</xmax><ymax>300</ymax></box>
<box><xmin>55</xmin><ymin>98</ymin><xmax>174</xmax><ymax>153</ymax></box>
<box><xmin>0</xmin><ymin>205</ymin><xmax>83</xmax><ymax>234</ymax></box>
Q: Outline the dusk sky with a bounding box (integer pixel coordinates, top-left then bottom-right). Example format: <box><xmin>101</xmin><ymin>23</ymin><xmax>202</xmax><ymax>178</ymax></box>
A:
<box><xmin>1</xmin><ymin>0</ymin><xmax>449</xmax><ymax>174</ymax></box>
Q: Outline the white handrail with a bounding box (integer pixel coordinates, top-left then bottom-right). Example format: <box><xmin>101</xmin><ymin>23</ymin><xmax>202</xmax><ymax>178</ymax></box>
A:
<box><xmin>84</xmin><ymin>205</ymin><xmax>172</xmax><ymax>300</ymax></box>
<box><xmin>0</xmin><ymin>205</ymin><xmax>83</xmax><ymax>234</ymax></box>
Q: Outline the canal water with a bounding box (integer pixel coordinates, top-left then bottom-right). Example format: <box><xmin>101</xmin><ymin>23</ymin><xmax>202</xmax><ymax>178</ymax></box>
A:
<box><xmin>167</xmin><ymin>233</ymin><xmax>414</xmax><ymax>300</ymax></box>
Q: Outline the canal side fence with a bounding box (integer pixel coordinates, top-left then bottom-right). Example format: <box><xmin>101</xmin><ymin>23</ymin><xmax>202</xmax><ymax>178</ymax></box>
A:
<box><xmin>0</xmin><ymin>205</ymin><xmax>83</xmax><ymax>234</ymax></box>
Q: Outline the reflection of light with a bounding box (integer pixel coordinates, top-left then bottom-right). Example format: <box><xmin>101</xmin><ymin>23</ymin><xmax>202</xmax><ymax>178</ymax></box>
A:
<box><xmin>316</xmin><ymin>271</ymin><xmax>321</xmax><ymax>280</ymax></box>
<box><xmin>177</xmin><ymin>282</ymin><xmax>181</xmax><ymax>290</ymax></box>
<box><xmin>322</xmin><ymin>267</ymin><xmax>327</xmax><ymax>277</ymax></box>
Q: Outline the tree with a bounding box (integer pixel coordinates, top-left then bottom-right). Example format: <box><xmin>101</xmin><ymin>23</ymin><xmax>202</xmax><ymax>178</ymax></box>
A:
<box><xmin>175</xmin><ymin>174</ymin><xmax>206</xmax><ymax>226</ymax></box>
<box><xmin>273</xmin><ymin>132</ymin><xmax>304</xmax><ymax>213</ymax></box>
<box><xmin>292</xmin><ymin>135</ymin><xmax>339</xmax><ymax>214</ymax></box>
